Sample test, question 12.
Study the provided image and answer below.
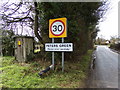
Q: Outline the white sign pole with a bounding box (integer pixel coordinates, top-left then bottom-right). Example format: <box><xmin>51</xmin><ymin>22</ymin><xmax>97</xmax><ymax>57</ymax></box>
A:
<box><xmin>62</xmin><ymin>38</ymin><xmax>64</xmax><ymax>72</ymax></box>
<box><xmin>52</xmin><ymin>38</ymin><xmax>54</xmax><ymax>70</ymax></box>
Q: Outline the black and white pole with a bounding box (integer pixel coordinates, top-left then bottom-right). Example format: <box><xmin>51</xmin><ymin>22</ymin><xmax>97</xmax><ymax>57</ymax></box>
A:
<box><xmin>62</xmin><ymin>38</ymin><xmax>64</xmax><ymax>72</ymax></box>
<box><xmin>52</xmin><ymin>38</ymin><xmax>54</xmax><ymax>70</ymax></box>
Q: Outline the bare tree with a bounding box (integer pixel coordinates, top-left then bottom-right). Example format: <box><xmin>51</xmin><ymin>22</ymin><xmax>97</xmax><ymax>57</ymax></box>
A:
<box><xmin>0</xmin><ymin>0</ymin><xmax>43</xmax><ymax>43</ymax></box>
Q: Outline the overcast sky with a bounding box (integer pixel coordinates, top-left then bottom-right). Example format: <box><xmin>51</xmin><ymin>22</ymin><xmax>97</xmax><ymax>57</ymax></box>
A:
<box><xmin>97</xmin><ymin>0</ymin><xmax>119</xmax><ymax>40</ymax></box>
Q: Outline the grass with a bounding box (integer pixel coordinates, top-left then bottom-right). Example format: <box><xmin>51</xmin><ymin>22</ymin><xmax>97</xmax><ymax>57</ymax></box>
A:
<box><xmin>0</xmin><ymin>50</ymin><xmax>93</xmax><ymax>88</ymax></box>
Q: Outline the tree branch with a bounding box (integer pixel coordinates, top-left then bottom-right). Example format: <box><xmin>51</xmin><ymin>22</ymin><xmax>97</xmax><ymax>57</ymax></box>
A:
<box><xmin>34</xmin><ymin>2</ymin><xmax>43</xmax><ymax>44</ymax></box>
<box><xmin>6</xmin><ymin>17</ymin><xmax>34</xmax><ymax>23</ymax></box>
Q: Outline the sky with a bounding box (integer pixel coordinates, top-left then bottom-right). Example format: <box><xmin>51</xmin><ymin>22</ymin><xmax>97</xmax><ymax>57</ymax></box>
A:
<box><xmin>97</xmin><ymin>0</ymin><xmax>119</xmax><ymax>40</ymax></box>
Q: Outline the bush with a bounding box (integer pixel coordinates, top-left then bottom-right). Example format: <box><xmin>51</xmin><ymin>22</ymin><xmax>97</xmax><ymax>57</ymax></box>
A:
<box><xmin>26</xmin><ymin>50</ymin><xmax>35</xmax><ymax>62</ymax></box>
<box><xmin>110</xmin><ymin>43</ymin><xmax>120</xmax><ymax>50</ymax></box>
<box><xmin>2</xmin><ymin>30</ymin><xmax>15</xmax><ymax>56</ymax></box>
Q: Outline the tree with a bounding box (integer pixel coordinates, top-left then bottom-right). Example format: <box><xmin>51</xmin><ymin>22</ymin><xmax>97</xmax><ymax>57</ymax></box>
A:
<box><xmin>2</xmin><ymin>30</ymin><xmax>15</xmax><ymax>56</ymax></box>
<box><xmin>110</xmin><ymin>35</ymin><xmax>119</xmax><ymax>44</ymax></box>
<box><xmin>1</xmin><ymin>1</ymin><xmax>33</xmax><ymax>33</ymax></box>
<box><xmin>1</xmin><ymin>1</ymin><xmax>44</xmax><ymax>43</ymax></box>
<box><xmin>0</xmin><ymin>1</ymin><xmax>108</xmax><ymax>61</ymax></box>
<box><xmin>36</xmin><ymin>2</ymin><xmax>108</xmax><ymax>61</ymax></box>
<box><xmin>89</xmin><ymin>27</ymin><xmax>100</xmax><ymax>48</ymax></box>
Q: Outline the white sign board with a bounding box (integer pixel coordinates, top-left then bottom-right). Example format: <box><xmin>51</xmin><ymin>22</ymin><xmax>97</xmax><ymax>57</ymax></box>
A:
<box><xmin>45</xmin><ymin>43</ymin><xmax>73</xmax><ymax>52</ymax></box>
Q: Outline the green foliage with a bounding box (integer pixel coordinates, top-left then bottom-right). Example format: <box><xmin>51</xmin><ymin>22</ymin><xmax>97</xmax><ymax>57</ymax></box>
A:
<box><xmin>110</xmin><ymin>43</ymin><xmax>120</xmax><ymax>51</ymax></box>
<box><xmin>37</xmin><ymin>2</ymin><xmax>105</xmax><ymax>61</ymax></box>
<box><xmin>2</xmin><ymin>30</ymin><xmax>15</xmax><ymax>56</ymax></box>
<box><xmin>80</xmin><ymin>50</ymin><xmax>93</xmax><ymax>72</ymax></box>
<box><xmin>1</xmin><ymin>50</ymin><xmax>92</xmax><ymax>88</ymax></box>
<box><xmin>26</xmin><ymin>50</ymin><xmax>35</xmax><ymax>62</ymax></box>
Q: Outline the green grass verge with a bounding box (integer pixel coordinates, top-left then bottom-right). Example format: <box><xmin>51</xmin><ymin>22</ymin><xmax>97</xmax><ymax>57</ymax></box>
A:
<box><xmin>0</xmin><ymin>50</ymin><xmax>93</xmax><ymax>88</ymax></box>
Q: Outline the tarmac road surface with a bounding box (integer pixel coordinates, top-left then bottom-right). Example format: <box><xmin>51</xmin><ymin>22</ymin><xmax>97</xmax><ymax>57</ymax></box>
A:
<box><xmin>88</xmin><ymin>45</ymin><xmax>119</xmax><ymax>88</ymax></box>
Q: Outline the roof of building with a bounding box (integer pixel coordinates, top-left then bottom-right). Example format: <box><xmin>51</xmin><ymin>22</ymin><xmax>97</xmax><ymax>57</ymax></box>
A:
<box><xmin>13</xmin><ymin>36</ymin><xmax>34</xmax><ymax>39</ymax></box>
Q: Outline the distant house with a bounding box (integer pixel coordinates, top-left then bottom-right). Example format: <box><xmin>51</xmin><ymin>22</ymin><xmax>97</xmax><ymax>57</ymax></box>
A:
<box><xmin>110</xmin><ymin>39</ymin><xmax>120</xmax><ymax>44</ymax></box>
<box><xmin>105</xmin><ymin>41</ymin><xmax>110</xmax><ymax>44</ymax></box>
<box><xmin>115</xmin><ymin>41</ymin><xmax>120</xmax><ymax>44</ymax></box>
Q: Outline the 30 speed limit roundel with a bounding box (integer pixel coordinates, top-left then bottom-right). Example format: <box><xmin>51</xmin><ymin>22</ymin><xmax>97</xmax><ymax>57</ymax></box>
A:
<box><xmin>49</xmin><ymin>18</ymin><xmax>67</xmax><ymax>38</ymax></box>
<box><xmin>51</xmin><ymin>20</ymin><xmax>65</xmax><ymax>36</ymax></box>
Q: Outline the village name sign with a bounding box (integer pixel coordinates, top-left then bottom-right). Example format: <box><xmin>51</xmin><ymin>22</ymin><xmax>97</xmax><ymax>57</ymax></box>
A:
<box><xmin>45</xmin><ymin>17</ymin><xmax>73</xmax><ymax>72</ymax></box>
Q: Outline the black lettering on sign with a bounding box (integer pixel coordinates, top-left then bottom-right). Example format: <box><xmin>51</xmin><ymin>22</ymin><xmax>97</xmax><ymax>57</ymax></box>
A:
<box><xmin>69</xmin><ymin>44</ymin><xmax>71</xmax><ymax>47</ymax></box>
<box><xmin>52</xmin><ymin>25</ymin><xmax>63</xmax><ymax>32</ymax></box>
<box><xmin>58</xmin><ymin>25</ymin><xmax>62</xmax><ymax>31</ymax></box>
<box><xmin>53</xmin><ymin>25</ymin><xmax>57</xmax><ymax>32</ymax></box>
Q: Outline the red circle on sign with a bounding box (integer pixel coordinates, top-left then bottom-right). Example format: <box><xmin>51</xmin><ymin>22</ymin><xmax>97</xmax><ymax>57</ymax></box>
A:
<box><xmin>50</xmin><ymin>20</ymin><xmax>65</xmax><ymax>36</ymax></box>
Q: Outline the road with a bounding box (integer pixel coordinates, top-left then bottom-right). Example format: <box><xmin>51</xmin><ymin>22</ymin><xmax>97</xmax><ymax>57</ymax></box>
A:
<box><xmin>88</xmin><ymin>45</ymin><xmax>119</xmax><ymax>88</ymax></box>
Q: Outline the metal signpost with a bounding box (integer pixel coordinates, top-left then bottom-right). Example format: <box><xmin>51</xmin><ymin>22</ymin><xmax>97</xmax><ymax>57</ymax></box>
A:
<box><xmin>47</xmin><ymin>17</ymin><xmax>73</xmax><ymax>72</ymax></box>
<box><xmin>52</xmin><ymin>38</ymin><xmax>54</xmax><ymax>70</ymax></box>
<box><xmin>62</xmin><ymin>38</ymin><xmax>64</xmax><ymax>72</ymax></box>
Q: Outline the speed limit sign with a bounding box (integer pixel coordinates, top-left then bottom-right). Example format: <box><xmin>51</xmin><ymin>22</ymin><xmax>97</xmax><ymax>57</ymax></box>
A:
<box><xmin>49</xmin><ymin>18</ymin><xmax>67</xmax><ymax>38</ymax></box>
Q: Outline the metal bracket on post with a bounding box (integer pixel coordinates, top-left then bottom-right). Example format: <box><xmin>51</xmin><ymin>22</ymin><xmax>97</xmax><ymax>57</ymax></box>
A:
<box><xmin>52</xmin><ymin>38</ymin><xmax>54</xmax><ymax>70</ymax></box>
<box><xmin>62</xmin><ymin>38</ymin><xmax>64</xmax><ymax>72</ymax></box>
